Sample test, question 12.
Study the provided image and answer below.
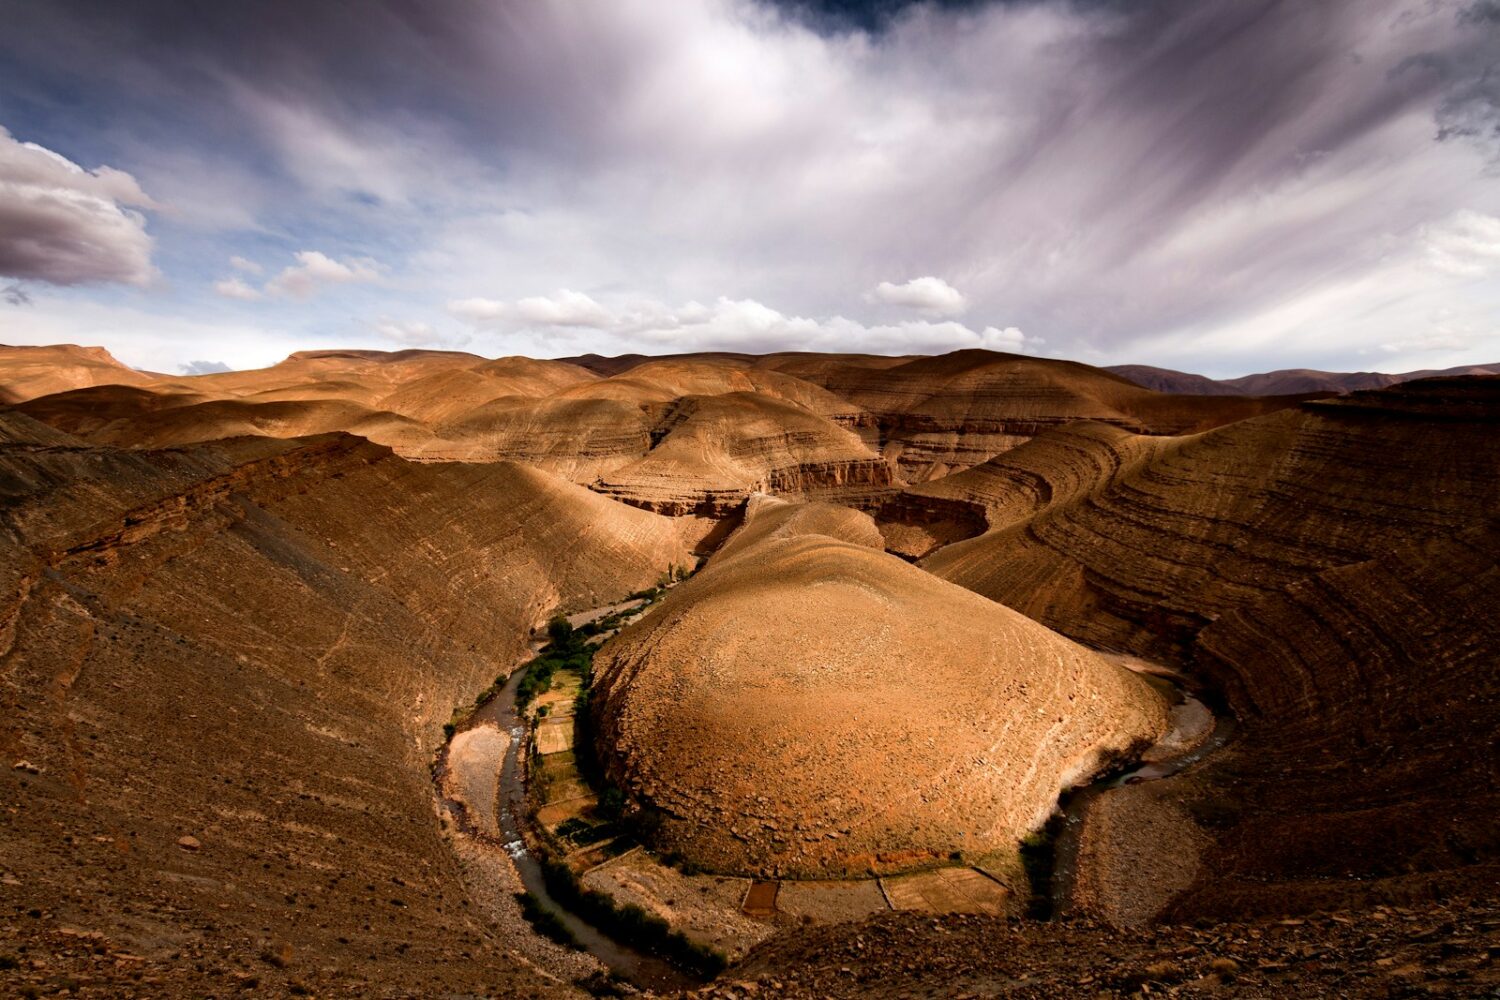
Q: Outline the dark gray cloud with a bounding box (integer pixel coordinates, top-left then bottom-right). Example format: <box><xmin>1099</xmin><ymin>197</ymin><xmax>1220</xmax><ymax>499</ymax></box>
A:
<box><xmin>1429</xmin><ymin>1</ymin><xmax>1500</xmax><ymax>157</ymax></box>
<box><xmin>0</xmin><ymin>125</ymin><xmax>156</xmax><ymax>285</ymax></box>
<box><xmin>0</xmin><ymin>0</ymin><xmax>1496</xmax><ymax>374</ymax></box>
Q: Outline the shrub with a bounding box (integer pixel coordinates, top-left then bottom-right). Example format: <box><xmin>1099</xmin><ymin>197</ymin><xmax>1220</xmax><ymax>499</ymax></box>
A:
<box><xmin>515</xmin><ymin>891</ymin><xmax>578</xmax><ymax>947</ymax></box>
<box><xmin>547</xmin><ymin>615</ymin><xmax>575</xmax><ymax>645</ymax></box>
<box><xmin>540</xmin><ymin>860</ymin><xmax>726</xmax><ymax>977</ymax></box>
<box><xmin>597</xmin><ymin>787</ymin><xmax>626</xmax><ymax>823</ymax></box>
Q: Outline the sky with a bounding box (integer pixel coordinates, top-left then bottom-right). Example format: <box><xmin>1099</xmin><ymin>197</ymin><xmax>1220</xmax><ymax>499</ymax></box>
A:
<box><xmin>0</xmin><ymin>0</ymin><xmax>1497</xmax><ymax>378</ymax></box>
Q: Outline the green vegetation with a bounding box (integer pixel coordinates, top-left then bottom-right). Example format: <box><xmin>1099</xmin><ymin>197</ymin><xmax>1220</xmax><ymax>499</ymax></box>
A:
<box><xmin>515</xmin><ymin>891</ymin><xmax>578</xmax><ymax>947</ymax></box>
<box><xmin>441</xmin><ymin>700</ymin><xmax>475</xmax><ymax>742</ymax></box>
<box><xmin>555</xmin><ymin>816</ymin><xmax>617</xmax><ymax>846</ymax></box>
<box><xmin>521</xmin><ymin>579</ymin><xmax>726</xmax><ymax>979</ymax></box>
<box><xmin>540</xmin><ymin>859</ymin><xmax>727</xmax><ymax>978</ymax></box>
<box><xmin>517</xmin><ymin>616</ymin><xmax>593</xmax><ymax>708</ymax></box>
<box><xmin>1019</xmin><ymin>817</ymin><xmax>1063</xmax><ymax>919</ymax></box>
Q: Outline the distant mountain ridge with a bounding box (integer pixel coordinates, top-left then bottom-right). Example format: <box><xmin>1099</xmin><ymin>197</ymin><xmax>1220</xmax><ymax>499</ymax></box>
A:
<box><xmin>1109</xmin><ymin>361</ymin><xmax>1500</xmax><ymax>396</ymax></box>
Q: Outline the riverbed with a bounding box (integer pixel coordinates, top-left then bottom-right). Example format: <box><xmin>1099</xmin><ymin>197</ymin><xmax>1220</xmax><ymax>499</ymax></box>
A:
<box><xmin>434</xmin><ymin>608</ymin><xmax>694</xmax><ymax>992</ymax></box>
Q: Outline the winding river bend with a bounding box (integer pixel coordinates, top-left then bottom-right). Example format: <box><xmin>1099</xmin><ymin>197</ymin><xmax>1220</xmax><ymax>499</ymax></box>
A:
<box><xmin>1045</xmin><ymin>659</ymin><xmax>1234</xmax><ymax>917</ymax></box>
<box><xmin>434</xmin><ymin>620</ymin><xmax>694</xmax><ymax>992</ymax></box>
<box><xmin>435</xmin><ymin>597</ymin><xmax>1232</xmax><ymax>985</ymax></box>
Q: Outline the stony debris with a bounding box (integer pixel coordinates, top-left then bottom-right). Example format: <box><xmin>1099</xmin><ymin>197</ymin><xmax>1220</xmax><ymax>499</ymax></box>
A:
<box><xmin>688</xmin><ymin>895</ymin><xmax>1499</xmax><ymax>999</ymax></box>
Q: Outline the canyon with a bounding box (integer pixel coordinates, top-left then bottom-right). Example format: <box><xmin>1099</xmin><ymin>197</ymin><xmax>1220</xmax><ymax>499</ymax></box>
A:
<box><xmin>0</xmin><ymin>343</ymin><xmax>1495</xmax><ymax>998</ymax></box>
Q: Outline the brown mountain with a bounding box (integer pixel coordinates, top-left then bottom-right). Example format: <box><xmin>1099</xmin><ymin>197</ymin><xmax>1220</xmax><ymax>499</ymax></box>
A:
<box><xmin>1109</xmin><ymin>360</ymin><xmax>1500</xmax><ymax>395</ymax></box>
<box><xmin>2</xmin><ymin>345</ymin><xmax>1496</xmax><ymax>997</ymax></box>
<box><xmin>0</xmin><ymin>343</ymin><xmax>161</xmax><ymax>403</ymax></box>
<box><xmin>918</xmin><ymin>376</ymin><xmax>1500</xmax><ymax>919</ymax></box>
<box><xmin>590</xmin><ymin>495</ymin><xmax>1167</xmax><ymax>880</ymax></box>
<box><xmin>0</xmin><ymin>412</ymin><xmax>699</xmax><ymax>996</ymax></box>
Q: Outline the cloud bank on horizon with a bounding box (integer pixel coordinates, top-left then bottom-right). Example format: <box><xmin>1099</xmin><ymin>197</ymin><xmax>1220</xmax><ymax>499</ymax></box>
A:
<box><xmin>0</xmin><ymin>0</ymin><xmax>1496</xmax><ymax>377</ymax></box>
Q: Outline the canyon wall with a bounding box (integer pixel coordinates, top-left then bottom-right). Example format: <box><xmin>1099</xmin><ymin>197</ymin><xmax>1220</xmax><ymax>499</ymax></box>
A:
<box><xmin>0</xmin><ymin>416</ymin><xmax>693</xmax><ymax>995</ymax></box>
<box><xmin>920</xmin><ymin>378</ymin><xmax>1500</xmax><ymax>914</ymax></box>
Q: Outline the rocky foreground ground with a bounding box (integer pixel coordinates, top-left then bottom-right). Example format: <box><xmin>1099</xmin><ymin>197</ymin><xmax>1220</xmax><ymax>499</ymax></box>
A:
<box><xmin>696</xmin><ymin>895</ymin><xmax>1500</xmax><ymax>999</ymax></box>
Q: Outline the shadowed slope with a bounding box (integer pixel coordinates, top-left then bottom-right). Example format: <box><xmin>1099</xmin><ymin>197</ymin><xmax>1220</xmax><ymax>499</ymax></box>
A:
<box><xmin>876</xmin><ymin>421</ymin><xmax>1168</xmax><ymax>557</ymax></box>
<box><xmin>0</xmin><ymin>416</ymin><xmax>695</xmax><ymax>996</ymax></box>
<box><xmin>590</xmin><ymin>496</ymin><xmax>1168</xmax><ymax>879</ymax></box>
<box><xmin>922</xmin><ymin>377</ymin><xmax>1500</xmax><ymax>915</ymax></box>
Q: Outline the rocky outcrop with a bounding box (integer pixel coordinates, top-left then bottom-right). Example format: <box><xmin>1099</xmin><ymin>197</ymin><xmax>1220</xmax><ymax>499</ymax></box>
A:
<box><xmin>784</xmin><ymin>350</ymin><xmax>1311</xmax><ymax>482</ymax></box>
<box><xmin>591</xmin><ymin>392</ymin><xmax>891</xmax><ymax>514</ymax></box>
<box><xmin>874</xmin><ymin>422</ymin><xmax>1165</xmax><ymax>557</ymax></box>
<box><xmin>590</xmin><ymin>497</ymin><xmax>1168</xmax><ymax>879</ymax></box>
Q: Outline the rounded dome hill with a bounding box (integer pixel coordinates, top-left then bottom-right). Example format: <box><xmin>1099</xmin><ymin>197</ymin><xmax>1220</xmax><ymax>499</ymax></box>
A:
<box><xmin>589</xmin><ymin>499</ymin><xmax>1168</xmax><ymax>879</ymax></box>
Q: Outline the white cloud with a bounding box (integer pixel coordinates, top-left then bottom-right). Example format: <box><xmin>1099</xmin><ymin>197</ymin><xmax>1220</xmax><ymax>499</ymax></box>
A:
<box><xmin>513</xmin><ymin>289</ymin><xmax>614</xmax><ymax>328</ymax></box>
<box><xmin>449</xmin><ymin>288</ymin><xmax>1033</xmax><ymax>357</ymax></box>
<box><xmin>1378</xmin><ymin>332</ymin><xmax>1473</xmax><ymax>354</ymax></box>
<box><xmin>375</xmin><ymin>320</ymin><xmax>434</xmax><ymax>345</ymax></box>
<box><xmin>446</xmin><ymin>297</ymin><xmax>507</xmax><ymax>326</ymax></box>
<box><xmin>229</xmin><ymin>255</ymin><xmax>262</xmax><ymax>274</ymax></box>
<box><xmin>0</xmin><ymin>125</ymin><xmax>157</xmax><ymax>285</ymax></box>
<box><xmin>870</xmin><ymin>276</ymin><xmax>968</xmax><ymax>317</ymax></box>
<box><xmin>373</xmin><ymin>319</ymin><xmax>470</xmax><ymax>349</ymax></box>
<box><xmin>213</xmin><ymin>276</ymin><xmax>262</xmax><ymax>300</ymax></box>
<box><xmin>265</xmin><ymin>249</ymin><xmax>381</xmax><ymax>299</ymax></box>
<box><xmin>8</xmin><ymin>0</ymin><xmax>1500</xmax><ymax>374</ymax></box>
<box><xmin>1422</xmin><ymin>211</ymin><xmax>1500</xmax><ymax>278</ymax></box>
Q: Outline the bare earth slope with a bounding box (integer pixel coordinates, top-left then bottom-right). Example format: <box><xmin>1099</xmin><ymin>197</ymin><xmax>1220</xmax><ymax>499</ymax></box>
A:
<box><xmin>922</xmin><ymin>377</ymin><xmax>1500</xmax><ymax>916</ymax></box>
<box><xmin>875</xmin><ymin>421</ymin><xmax>1167</xmax><ymax>557</ymax></box>
<box><xmin>0</xmin><ymin>344</ymin><xmax>161</xmax><ymax>403</ymax></box>
<box><xmin>0</xmin><ymin>416</ymin><xmax>695</xmax><ymax>997</ymax></box>
<box><xmin>590</xmin><ymin>496</ymin><xmax>1167</xmax><ymax>879</ymax></box>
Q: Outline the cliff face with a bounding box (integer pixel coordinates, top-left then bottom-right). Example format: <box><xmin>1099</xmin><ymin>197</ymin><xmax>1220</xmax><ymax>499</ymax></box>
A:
<box><xmin>590</xmin><ymin>497</ymin><xmax>1168</xmax><ymax>880</ymax></box>
<box><xmin>875</xmin><ymin>421</ymin><xmax>1165</xmax><ymax>557</ymax></box>
<box><xmin>0</xmin><ymin>416</ymin><xmax>693</xmax><ymax>995</ymax></box>
<box><xmin>785</xmin><ymin>350</ymin><xmax>1310</xmax><ymax>483</ymax></box>
<box><xmin>592</xmin><ymin>392</ymin><xmax>891</xmax><ymax>515</ymax></box>
<box><xmin>920</xmin><ymin>378</ymin><xmax>1500</xmax><ymax>913</ymax></box>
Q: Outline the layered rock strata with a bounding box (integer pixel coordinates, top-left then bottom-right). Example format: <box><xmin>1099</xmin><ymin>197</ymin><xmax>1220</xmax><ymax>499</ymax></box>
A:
<box><xmin>0</xmin><ymin>415</ymin><xmax>694</xmax><ymax>995</ymax></box>
<box><xmin>923</xmin><ymin>377</ymin><xmax>1500</xmax><ymax>915</ymax></box>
